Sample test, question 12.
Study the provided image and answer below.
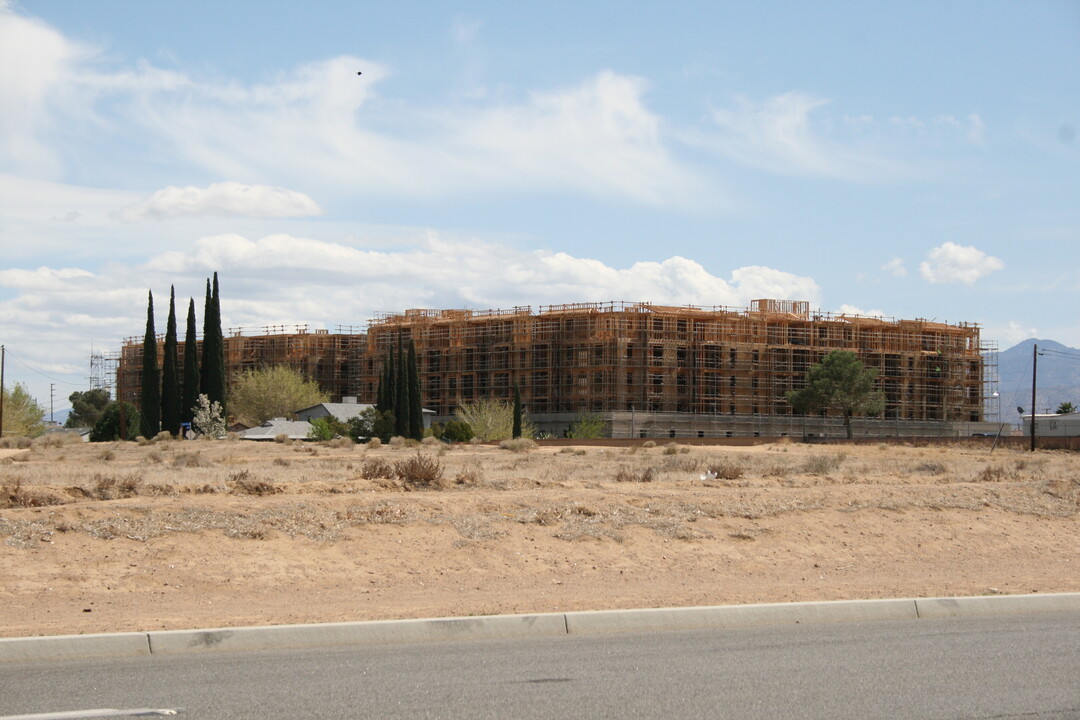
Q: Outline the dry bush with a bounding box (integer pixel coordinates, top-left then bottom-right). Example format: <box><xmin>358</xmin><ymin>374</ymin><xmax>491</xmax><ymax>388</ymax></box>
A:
<box><xmin>663</xmin><ymin>443</ymin><xmax>681</xmax><ymax>455</ymax></box>
<box><xmin>801</xmin><ymin>453</ymin><xmax>847</xmax><ymax>476</ymax></box>
<box><xmin>228</xmin><ymin>470</ymin><xmax>281</xmax><ymax>496</ymax></box>
<box><xmin>89</xmin><ymin>472</ymin><xmax>143</xmax><ymax>500</ymax></box>
<box><xmin>367</xmin><ymin>437</ymin><xmax>382</xmax><ymax>449</ymax></box>
<box><xmin>153</xmin><ymin>431</ymin><xmax>173</xmax><ymax>443</ymax></box>
<box><xmin>171</xmin><ymin>451</ymin><xmax>205</xmax><ymax>468</ymax></box>
<box><xmin>274</xmin><ymin>434</ymin><xmax>291</xmax><ymax>444</ymax></box>
<box><xmin>273</xmin><ymin>457</ymin><xmax>290</xmax><ymax>467</ymax></box>
<box><xmin>327</xmin><ymin>437</ymin><xmax>353</xmax><ymax>449</ymax></box>
<box><xmin>96</xmin><ymin>448</ymin><xmax>116</xmax><ymax>461</ymax></box>
<box><xmin>916</xmin><ymin>461</ymin><xmax>948</xmax><ymax>476</ymax></box>
<box><xmin>642</xmin><ymin>440</ymin><xmax>657</xmax><ymax>449</ymax></box>
<box><xmin>0</xmin><ymin>436</ymin><xmax>32</xmax><ymax>449</ymax></box>
<box><xmin>32</xmin><ymin>433</ymin><xmax>80</xmax><ymax>449</ymax></box>
<box><xmin>393</xmin><ymin>452</ymin><xmax>444</xmax><ymax>489</ymax></box>
<box><xmin>974</xmin><ymin>465</ymin><xmax>1009</xmax><ymax>483</ymax></box>
<box><xmin>341</xmin><ymin>500</ymin><xmax>414</xmax><ymax>524</ymax></box>
<box><xmin>360</xmin><ymin>458</ymin><xmax>394</xmax><ymax>479</ymax></box>
<box><xmin>421</xmin><ymin>436</ymin><xmax>441</xmax><ymax>447</ymax></box>
<box><xmin>614</xmin><ymin>466</ymin><xmax>655</xmax><ymax>483</ymax></box>
<box><xmin>499</xmin><ymin>438</ymin><xmax>537</xmax><ymax>452</ymax></box>
<box><xmin>453</xmin><ymin>467</ymin><xmax>484</xmax><ymax>485</ymax></box>
<box><xmin>1</xmin><ymin>478</ymin><xmax>66</xmax><ymax>508</ymax></box>
<box><xmin>707</xmin><ymin>459</ymin><xmax>745</xmax><ymax>480</ymax></box>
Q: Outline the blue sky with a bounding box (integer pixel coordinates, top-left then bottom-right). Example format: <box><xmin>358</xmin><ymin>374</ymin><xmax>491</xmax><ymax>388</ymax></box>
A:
<box><xmin>1</xmin><ymin>0</ymin><xmax>1078</xmax><ymax>411</ymax></box>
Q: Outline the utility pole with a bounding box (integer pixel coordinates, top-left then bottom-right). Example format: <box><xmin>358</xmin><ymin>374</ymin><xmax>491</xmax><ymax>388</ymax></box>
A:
<box><xmin>50</xmin><ymin>383</ymin><xmax>55</xmax><ymax>424</ymax></box>
<box><xmin>1030</xmin><ymin>343</ymin><xmax>1038</xmax><ymax>452</ymax></box>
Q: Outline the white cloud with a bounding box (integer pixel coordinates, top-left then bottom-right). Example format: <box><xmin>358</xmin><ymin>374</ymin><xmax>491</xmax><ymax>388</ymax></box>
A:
<box><xmin>935</xmin><ymin>113</ymin><xmax>985</xmax><ymax>145</ymax></box>
<box><xmin>919</xmin><ymin>242</ymin><xmax>1004</xmax><ymax>284</ymax></box>
<box><xmin>882</xmin><ymin>257</ymin><xmax>907</xmax><ymax>277</ymax></box>
<box><xmin>0</xmin><ymin>3</ymin><xmax>91</xmax><ymax>177</ymax></box>
<box><xmin>120</xmin><ymin>182</ymin><xmax>322</xmax><ymax>221</ymax></box>
<box><xmin>703</xmin><ymin>92</ymin><xmax>908</xmax><ymax>182</ymax></box>
<box><xmin>838</xmin><ymin>304</ymin><xmax>887</xmax><ymax>318</ymax></box>
<box><xmin>0</xmin><ymin>231</ymin><xmax>821</xmax><ymax>401</ymax></box>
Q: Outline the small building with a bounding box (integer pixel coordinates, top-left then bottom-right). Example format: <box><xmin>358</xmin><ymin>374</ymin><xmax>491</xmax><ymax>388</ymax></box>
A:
<box><xmin>295</xmin><ymin>396</ymin><xmax>435</xmax><ymax>430</ymax></box>
<box><xmin>295</xmin><ymin>396</ymin><xmax>374</xmax><ymax>424</ymax></box>
<box><xmin>1022</xmin><ymin>412</ymin><xmax>1080</xmax><ymax>437</ymax></box>
<box><xmin>239</xmin><ymin>417</ymin><xmax>315</xmax><ymax>441</ymax></box>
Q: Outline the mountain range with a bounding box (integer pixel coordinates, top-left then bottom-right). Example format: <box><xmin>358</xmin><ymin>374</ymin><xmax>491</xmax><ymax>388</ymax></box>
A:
<box><xmin>993</xmin><ymin>339</ymin><xmax>1080</xmax><ymax>422</ymax></box>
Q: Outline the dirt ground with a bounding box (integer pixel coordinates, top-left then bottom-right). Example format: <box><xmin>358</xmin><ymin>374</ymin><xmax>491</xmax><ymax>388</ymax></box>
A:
<box><xmin>1</xmin><ymin>437</ymin><xmax>1078</xmax><ymax>638</ymax></box>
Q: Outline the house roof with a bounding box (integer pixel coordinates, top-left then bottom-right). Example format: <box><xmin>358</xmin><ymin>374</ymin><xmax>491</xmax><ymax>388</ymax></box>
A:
<box><xmin>239</xmin><ymin>417</ymin><xmax>314</xmax><ymax>441</ymax></box>
<box><xmin>295</xmin><ymin>402</ymin><xmax>374</xmax><ymax>422</ymax></box>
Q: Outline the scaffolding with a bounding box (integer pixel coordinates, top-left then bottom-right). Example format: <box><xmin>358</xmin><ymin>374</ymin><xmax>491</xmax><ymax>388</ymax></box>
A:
<box><xmin>116</xmin><ymin>325</ymin><xmax>366</xmax><ymax>406</ymax></box>
<box><xmin>356</xmin><ymin>300</ymin><xmax>991</xmax><ymax>427</ymax></box>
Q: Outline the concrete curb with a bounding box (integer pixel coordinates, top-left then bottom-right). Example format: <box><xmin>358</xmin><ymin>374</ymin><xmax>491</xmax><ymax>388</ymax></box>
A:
<box><xmin>3</xmin><ymin>593</ymin><xmax>1078</xmax><ymax>663</ymax></box>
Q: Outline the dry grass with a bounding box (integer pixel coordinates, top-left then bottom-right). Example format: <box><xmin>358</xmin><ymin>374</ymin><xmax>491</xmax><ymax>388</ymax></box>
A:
<box><xmin>2</xmin><ymin>439</ymin><xmax>1077</xmax><ymax>549</ymax></box>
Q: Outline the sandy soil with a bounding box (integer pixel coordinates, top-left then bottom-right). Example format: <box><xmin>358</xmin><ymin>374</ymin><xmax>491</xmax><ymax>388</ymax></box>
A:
<box><xmin>1</xmin><ymin>437</ymin><xmax>1078</xmax><ymax>637</ymax></box>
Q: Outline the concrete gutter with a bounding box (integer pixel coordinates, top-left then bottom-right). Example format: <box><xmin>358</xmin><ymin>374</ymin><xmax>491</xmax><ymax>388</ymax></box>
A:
<box><xmin>3</xmin><ymin>593</ymin><xmax>1079</xmax><ymax>663</ymax></box>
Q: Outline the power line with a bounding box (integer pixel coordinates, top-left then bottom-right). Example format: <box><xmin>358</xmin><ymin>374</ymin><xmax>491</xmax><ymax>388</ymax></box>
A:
<box><xmin>2</xmin><ymin>349</ymin><xmax>86</xmax><ymax>388</ymax></box>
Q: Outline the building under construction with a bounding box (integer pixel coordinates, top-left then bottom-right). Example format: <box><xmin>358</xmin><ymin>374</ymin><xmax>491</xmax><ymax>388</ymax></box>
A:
<box><xmin>356</xmin><ymin>300</ymin><xmax>997</xmax><ymax>438</ymax></box>
<box><xmin>115</xmin><ymin>325</ymin><xmax>365</xmax><ymax>410</ymax></box>
<box><xmin>116</xmin><ymin>299</ymin><xmax>997</xmax><ymax>438</ymax></box>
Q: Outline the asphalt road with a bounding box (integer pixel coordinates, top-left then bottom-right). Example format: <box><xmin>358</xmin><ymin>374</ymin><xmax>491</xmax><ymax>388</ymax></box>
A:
<box><xmin>2</xmin><ymin>612</ymin><xmax>1079</xmax><ymax>719</ymax></box>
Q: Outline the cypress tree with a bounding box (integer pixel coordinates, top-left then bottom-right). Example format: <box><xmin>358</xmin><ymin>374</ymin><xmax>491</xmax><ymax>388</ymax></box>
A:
<box><xmin>512</xmin><ymin>383</ymin><xmax>522</xmax><ymax>439</ymax></box>
<box><xmin>199</xmin><ymin>278</ymin><xmax>213</xmax><ymax>397</ymax></box>
<box><xmin>181</xmin><ymin>298</ymin><xmax>200</xmax><ymax>426</ymax></box>
<box><xmin>200</xmin><ymin>273</ymin><xmax>227</xmax><ymax>419</ymax></box>
<box><xmin>407</xmin><ymin>339</ymin><xmax>423</xmax><ymax>440</ymax></box>
<box><xmin>160</xmin><ymin>286</ymin><xmax>181</xmax><ymax>436</ymax></box>
<box><xmin>140</xmin><ymin>290</ymin><xmax>161</xmax><ymax>437</ymax></box>
<box><xmin>395</xmin><ymin>335</ymin><xmax>409</xmax><ymax>437</ymax></box>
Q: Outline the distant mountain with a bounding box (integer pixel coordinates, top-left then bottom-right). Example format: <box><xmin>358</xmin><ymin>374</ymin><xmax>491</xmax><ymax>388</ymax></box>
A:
<box><xmin>993</xmin><ymin>339</ymin><xmax>1080</xmax><ymax>421</ymax></box>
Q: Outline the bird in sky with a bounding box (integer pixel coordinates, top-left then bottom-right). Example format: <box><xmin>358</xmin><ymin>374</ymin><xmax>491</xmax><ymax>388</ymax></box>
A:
<box><xmin>356</xmin><ymin>71</ymin><xmax>362</xmax><ymax>76</ymax></box>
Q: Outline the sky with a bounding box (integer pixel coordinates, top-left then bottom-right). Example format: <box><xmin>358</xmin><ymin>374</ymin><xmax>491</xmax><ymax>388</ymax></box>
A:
<box><xmin>1</xmin><ymin>0</ymin><xmax>1078</xmax><ymax>413</ymax></box>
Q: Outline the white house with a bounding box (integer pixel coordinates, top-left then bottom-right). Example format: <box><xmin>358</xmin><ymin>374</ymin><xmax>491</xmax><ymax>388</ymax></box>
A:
<box><xmin>295</xmin><ymin>396</ymin><xmax>435</xmax><ymax>430</ymax></box>
<box><xmin>1022</xmin><ymin>412</ymin><xmax>1080</xmax><ymax>437</ymax></box>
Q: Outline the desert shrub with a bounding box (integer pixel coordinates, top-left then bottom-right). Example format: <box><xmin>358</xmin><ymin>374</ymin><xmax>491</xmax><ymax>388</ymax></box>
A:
<box><xmin>136</xmin><ymin>436</ymin><xmax>151</xmax><ymax>446</ymax></box>
<box><xmin>393</xmin><ymin>452</ymin><xmax>444</xmax><ymax>488</ymax></box>
<box><xmin>707</xmin><ymin>459</ymin><xmax>745</xmax><ymax>480</ymax></box>
<box><xmin>171</xmin><ymin>451</ymin><xmax>204</xmax><ymax>468</ymax></box>
<box><xmin>614</xmin><ymin>466</ymin><xmax>655</xmax><ymax>483</ymax></box>
<box><xmin>663</xmin><ymin>442</ymin><xmax>681</xmax><ymax>455</ymax></box>
<box><xmin>228</xmin><ymin>470</ymin><xmax>281</xmax><ymax>495</ymax></box>
<box><xmin>328</xmin><ymin>436</ymin><xmax>354</xmax><ymax>449</ymax></box>
<box><xmin>367</xmin><ymin>437</ymin><xmax>382</xmax><ymax>449</ymax></box>
<box><xmin>2</xmin><ymin>478</ymin><xmax>62</xmax><ymax>508</ymax></box>
<box><xmin>975</xmin><ymin>465</ymin><xmax>1008</xmax><ymax>483</ymax></box>
<box><xmin>916</xmin><ymin>461</ymin><xmax>948</xmax><ymax>476</ymax></box>
<box><xmin>453</xmin><ymin>467</ymin><xmax>483</xmax><ymax>485</ymax></box>
<box><xmin>0</xmin><ymin>436</ymin><xmax>32</xmax><ymax>449</ymax></box>
<box><xmin>153</xmin><ymin>431</ymin><xmax>174</xmax><ymax>443</ymax></box>
<box><xmin>91</xmin><ymin>473</ymin><xmax>143</xmax><ymax>500</ymax></box>
<box><xmin>454</xmin><ymin>398</ymin><xmax>534</xmax><ymax>441</ymax></box>
<box><xmin>499</xmin><ymin>438</ymin><xmax>537</xmax><ymax>452</ymax></box>
<box><xmin>801</xmin><ymin>453</ymin><xmax>847</xmax><ymax>475</ymax></box>
<box><xmin>567</xmin><ymin>412</ymin><xmax>606</xmax><ymax>439</ymax></box>
<box><xmin>438</xmin><ymin>419</ymin><xmax>474</xmax><ymax>443</ymax></box>
<box><xmin>273</xmin><ymin>457</ymin><xmax>290</xmax><ymax>466</ymax></box>
<box><xmin>32</xmin><ymin>432</ymin><xmax>81</xmax><ymax>449</ymax></box>
<box><xmin>642</xmin><ymin>440</ymin><xmax>657</xmax><ymax>449</ymax></box>
<box><xmin>360</xmin><ymin>458</ymin><xmax>394</xmax><ymax>479</ymax></box>
<box><xmin>421</xmin><ymin>436</ymin><xmax>441</xmax><ymax>447</ymax></box>
<box><xmin>274</xmin><ymin>433</ymin><xmax>291</xmax><ymax>444</ymax></box>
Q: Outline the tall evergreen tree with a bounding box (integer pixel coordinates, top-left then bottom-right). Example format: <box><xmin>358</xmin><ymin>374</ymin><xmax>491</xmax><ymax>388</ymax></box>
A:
<box><xmin>512</xmin><ymin>383</ymin><xmax>522</xmax><ymax>439</ymax></box>
<box><xmin>140</xmin><ymin>290</ymin><xmax>161</xmax><ymax>437</ymax></box>
<box><xmin>395</xmin><ymin>334</ymin><xmax>410</xmax><ymax>437</ymax></box>
<box><xmin>199</xmin><ymin>279</ymin><xmax>213</xmax><ymax>396</ymax></box>
<box><xmin>407</xmin><ymin>339</ymin><xmax>423</xmax><ymax>440</ymax></box>
<box><xmin>160</xmin><ymin>286</ymin><xmax>181</xmax><ymax>435</ymax></box>
<box><xmin>181</xmin><ymin>298</ymin><xmax>200</xmax><ymax>426</ymax></box>
<box><xmin>200</xmin><ymin>273</ymin><xmax>227</xmax><ymax>420</ymax></box>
